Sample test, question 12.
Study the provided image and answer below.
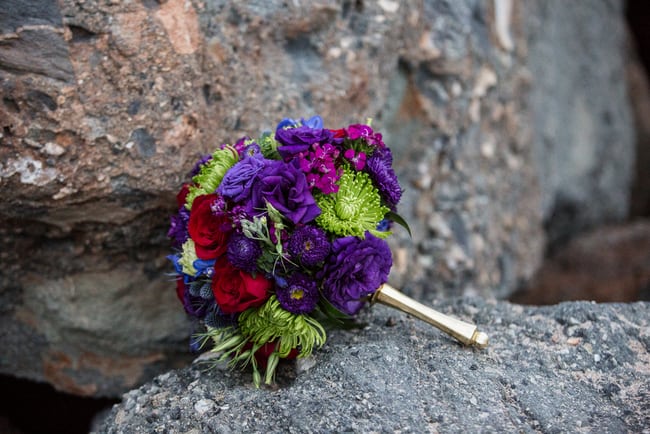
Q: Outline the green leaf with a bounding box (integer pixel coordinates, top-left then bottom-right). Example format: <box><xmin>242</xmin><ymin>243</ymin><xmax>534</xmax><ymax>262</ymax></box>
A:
<box><xmin>314</xmin><ymin>299</ymin><xmax>364</xmax><ymax>330</ymax></box>
<box><xmin>386</xmin><ymin>211</ymin><xmax>412</xmax><ymax>238</ymax></box>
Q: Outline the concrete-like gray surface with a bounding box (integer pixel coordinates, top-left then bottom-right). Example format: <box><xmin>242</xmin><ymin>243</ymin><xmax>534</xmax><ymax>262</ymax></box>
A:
<box><xmin>97</xmin><ymin>298</ymin><xmax>650</xmax><ymax>433</ymax></box>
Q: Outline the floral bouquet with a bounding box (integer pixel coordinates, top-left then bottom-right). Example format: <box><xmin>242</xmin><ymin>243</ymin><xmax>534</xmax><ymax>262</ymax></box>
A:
<box><xmin>168</xmin><ymin>115</ymin><xmax>486</xmax><ymax>387</ymax></box>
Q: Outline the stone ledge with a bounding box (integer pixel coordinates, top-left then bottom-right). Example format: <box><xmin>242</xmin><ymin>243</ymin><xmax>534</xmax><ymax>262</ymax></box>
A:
<box><xmin>96</xmin><ymin>298</ymin><xmax>649</xmax><ymax>433</ymax></box>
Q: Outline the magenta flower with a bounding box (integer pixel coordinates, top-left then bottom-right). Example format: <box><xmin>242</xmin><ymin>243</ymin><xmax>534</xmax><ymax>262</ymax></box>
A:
<box><xmin>296</xmin><ymin>143</ymin><xmax>341</xmax><ymax>194</ymax></box>
<box><xmin>346</xmin><ymin>124</ymin><xmax>385</xmax><ymax>147</ymax></box>
<box><xmin>343</xmin><ymin>148</ymin><xmax>367</xmax><ymax>170</ymax></box>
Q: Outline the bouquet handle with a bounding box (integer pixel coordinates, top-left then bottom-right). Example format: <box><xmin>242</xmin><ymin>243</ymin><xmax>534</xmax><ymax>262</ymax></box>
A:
<box><xmin>370</xmin><ymin>284</ymin><xmax>489</xmax><ymax>348</ymax></box>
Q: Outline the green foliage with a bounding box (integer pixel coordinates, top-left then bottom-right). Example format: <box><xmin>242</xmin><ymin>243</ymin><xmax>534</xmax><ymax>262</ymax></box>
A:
<box><xmin>185</xmin><ymin>146</ymin><xmax>239</xmax><ymax>209</ymax></box>
<box><xmin>258</xmin><ymin>132</ymin><xmax>281</xmax><ymax>160</ymax></box>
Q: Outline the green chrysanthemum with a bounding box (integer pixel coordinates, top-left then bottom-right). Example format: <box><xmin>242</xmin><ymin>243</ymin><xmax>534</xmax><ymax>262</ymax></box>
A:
<box><xmin>238</xmin><ymin>295</ymin><xmax>326</xmax><ymax>359</ymax></box>
<box><xmin>199</xmin><ymin>296</ymin><xmax>327</xmax><ymax>387</ymax></box>
<box><xmin>185</xmin><ymin>146</ymin><xmax>239</xmax><ymax>209</ymax></box>
<box><xmin>316</xmin><ymin>170</ymin><xmax>389</xmax><ymax>238</ymax></box>
<box><xmin>178</xmin><ymin>239</ymin><xmax>198</xmax><ymax>276</ymax></box>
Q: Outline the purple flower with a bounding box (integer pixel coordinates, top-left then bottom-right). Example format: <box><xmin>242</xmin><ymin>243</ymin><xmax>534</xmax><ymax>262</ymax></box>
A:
<box><xmin>275</xmin><ymin>125</ymin><xmax>334</xmax><ymax>160</ymax></box>
<box><xmin>227</xmin><ymin>233</ymin><xmax>262</xmax><ymax>274</ymax></box>
<box><xmin>250</xmin><ymin>160</ymin><xmax>321</xmax><ymax>224</ymax></box>
<box><xmin>288</xmin><ymin>225</ymin><xmax>330</xmax><ymax>267</ymax></box>
<box><xmin>243</xmin><ymin>143</ymin><xmax>261</xmax><ymax>157</ymax></box>
<box><xmin>276</xmin><ymin>115</ymin><xmax>324</xmax><ymax>131</ymax></box>
<box><xmin>168</xmin><ymin>207</ymin><xmax>190</xmax><ymax>248</ymax></box>
<box><xmin>365</xmin><ymin>148</ymin><xmax>402</xmax><ymax>209</ymax></box>
<box><xmin>217</xmin><ymin>155</ymin><xmax>267</xmax><ymax>203</ymax></box>
<box><xmin>321</xmin><ymin>232</ymin><xmax>392</xmax><ymax>315</ymax></box>
<box><xmin>276</xmin><ymin>273</ymin><xmax>319</xmax><ymax>314</ymax></box>
<box><xmin>228</xmin><ymin>205</ymin><xmax>252</xmax><ymax>228</ymax></box>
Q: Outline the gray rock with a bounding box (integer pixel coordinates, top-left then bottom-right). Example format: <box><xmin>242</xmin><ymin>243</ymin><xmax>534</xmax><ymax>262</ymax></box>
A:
<box><xmin>526</xmin><ymin>0</ymin><xmax>635</xmax><ymax>248</ymax></box>
<box><xmin>96</xmin><ymin>299</ymin><xmax>650</xmax><ymax>433</ymax></box>
<box><xmin>0</xmin><ymin>0</ymin><xmax>636</xmax><ymax>397</ymax></box>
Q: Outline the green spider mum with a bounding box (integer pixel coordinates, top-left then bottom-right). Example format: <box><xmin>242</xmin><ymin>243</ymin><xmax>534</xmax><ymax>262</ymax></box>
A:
<box><xmin>185</xmin><ymin>146</ymin><xmax>239</xmax><ymax>209</ymax></box>
<box><xmin>238</xmin><ymin>296</ymin><xmax>326</xmax><ymax>359</ymax></box>
<box><xmin>199</xmin><ymin>296</ymin><xmax>326</xmax><ymax>387</ymax></box>
<box><xmin>316</xmin><ymin>170</ymin><xmax>389</xmax><ymax>238</ymax></box>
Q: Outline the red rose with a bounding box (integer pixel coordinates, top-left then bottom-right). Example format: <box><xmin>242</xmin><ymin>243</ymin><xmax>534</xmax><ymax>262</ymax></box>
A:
<box><xmin>176</xmin><ymin>183</ymin><xmax>191</xmax><ymax>208</ymax></box>
<box><xmin>212</xmin><ymin>261</ymin><xmax>271</xmax><ymax>314</ymax></box>
<box><xmin>188</xmin><ymin>194</ymin><xmax>231</xmax><ymax>259</ymax></box>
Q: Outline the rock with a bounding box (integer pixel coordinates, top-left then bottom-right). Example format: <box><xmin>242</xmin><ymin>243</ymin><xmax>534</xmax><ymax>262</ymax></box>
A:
<box><xmin>0</xmin><ymin>0</ymin><xmax>636</xmax><ymax>396</ymax></box>
<box><xmin>526</xmin><ymin>1</ymin><xmax>635</xmax><ymax>248</ymax></box>
<box><xmin>95</xmin><ymin>299</ymin><xmax>650</xmax><ymax>433</ymax></box>
<box><xmin>512</xmin><ymin>220</ymin><xmax>650</xmax><ymax>304</ymax></box>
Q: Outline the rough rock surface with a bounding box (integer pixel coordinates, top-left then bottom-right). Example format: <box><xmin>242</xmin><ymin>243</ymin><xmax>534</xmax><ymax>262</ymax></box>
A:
<box><xmin>0</xmin><ymin>0</ymin><xmax>635</xmax><ymax>396</ymax></box>
<box><xmin>526</xmin><ymin>0</ymin><xmax>635</xmax><ymax>249</ymax></box>
<box><xmin>512</xmin><ymin>219</ymin><xmax>650</xmax><ymax>304</ymax></box>
<box><xmin>96</xmin><ymin>299</ymin><xmax>650</xmax><ymax>433</ymax></box>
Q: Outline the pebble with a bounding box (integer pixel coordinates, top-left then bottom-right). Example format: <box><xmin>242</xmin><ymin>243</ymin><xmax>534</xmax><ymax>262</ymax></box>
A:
<box><xmin>194</xmin><ymin>399</ymin><xmax>215</xmax><ymax>416</ymax></box>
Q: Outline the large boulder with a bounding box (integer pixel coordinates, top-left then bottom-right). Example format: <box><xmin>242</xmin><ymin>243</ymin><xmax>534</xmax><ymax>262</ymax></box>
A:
<box><xmin>96</xmin><ymin>298</ymin><xmax>650</xmax><ymax>433</ymax></box>
<box><xmin>0</xmin><ymin>0</ymin><xmax>635</xmax><ymax>396</ymax></box>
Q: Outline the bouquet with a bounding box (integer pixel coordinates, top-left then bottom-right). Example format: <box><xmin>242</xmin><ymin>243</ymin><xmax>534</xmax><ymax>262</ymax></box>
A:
<box><xmin>168</xmin><ymin>115</ymin><xmax>408</xmax><ymax>386</ymax></box>
<box><xmin>168</xmin><ymin>115</ymin><xmax>487</xmax><ymax>387</ymax></box>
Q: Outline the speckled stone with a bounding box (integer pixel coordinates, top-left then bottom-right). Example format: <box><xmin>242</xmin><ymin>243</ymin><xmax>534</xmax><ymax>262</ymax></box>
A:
<box><xmin>96</xmin><ymin>299</ymin><xmax>650</xmax><ymax>433</ymax></box>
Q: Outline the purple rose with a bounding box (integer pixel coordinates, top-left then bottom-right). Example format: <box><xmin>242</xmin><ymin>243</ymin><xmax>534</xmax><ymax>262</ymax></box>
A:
<box><xmin>321</xmin><ymin>232</ymin><xmax>392</xmax><ymax>315</ymax></box>
<box><xmin>275</xmin><ymin>125</ymin><xmax>334</xmax><ymax>160</ymax></box>
<box><xmin>250</xmin><ymin>160</ymin><xmax>321</xmax><ymax>224</ymax></box>
<box><xmin>218</xmin><ymin>155</ymin><xmax>266</xmax><ymax>203</ymax></box>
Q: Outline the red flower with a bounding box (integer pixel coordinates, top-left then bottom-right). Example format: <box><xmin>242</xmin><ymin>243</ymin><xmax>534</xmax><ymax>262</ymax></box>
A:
<box><xmin>188</xmin><ymin>194</ymin><xmax>231</xmax><ymax>259</ymax></box>
<box><xmin>329</xmin><ymin>128</ymin><xmax>346</xmax><ymax>139</ymax></box>
<box><xmin>243</xmin><ymin>341</ymin><xmax>300</xmax><ymax>369</ymax></box>
<box><xmin>212</xmin><ymin>261</ymin><xmax>271</xmax><ymax>314</ymax></box>
<box><xmin>176</xmin><ymin>183</ymin><xmax>191</xmax><ymax>208</ymax></box>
